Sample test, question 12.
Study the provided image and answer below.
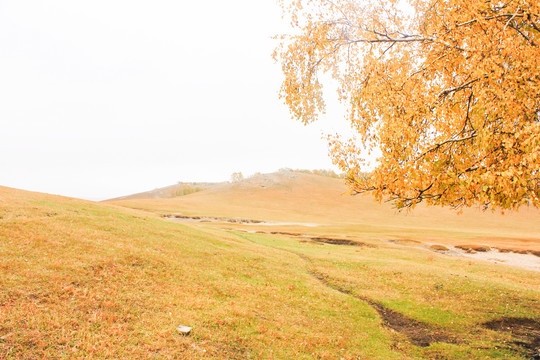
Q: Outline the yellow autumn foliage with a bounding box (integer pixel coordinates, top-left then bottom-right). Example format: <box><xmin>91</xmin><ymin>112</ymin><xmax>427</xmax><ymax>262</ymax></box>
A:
<box><xmin>275</xmin><ymin>0</ymin><xmax>540</xmax><ymax>209</ymax></box>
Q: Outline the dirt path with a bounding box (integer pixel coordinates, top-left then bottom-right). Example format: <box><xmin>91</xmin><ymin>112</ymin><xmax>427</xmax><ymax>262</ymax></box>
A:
<box><xmin>232</xmin><ymin>231</ymin><xmax>455</xmax><ymax>347</ymax></box>
<box><xmin>296</xmin><ymin>253</ymin><xmax>457</xmax><ymax>347</ymax></box>
<box><xmin>233</xmin><ymin>230</ymin><xmax>538</xmax><ymax>356</ymax></box>
<box><xmin>299</xmin><ymin>250</ymin><xmax>539</xmax><ymax>357</ymax></box>
<box><xmin>482</xmin><ymin>317</ymin><xmax>540</xmax><ymax>359</ymax></box>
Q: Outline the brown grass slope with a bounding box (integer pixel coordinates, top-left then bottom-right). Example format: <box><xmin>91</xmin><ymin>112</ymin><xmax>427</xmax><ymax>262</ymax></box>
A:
<box><xmin>2</xmin><ymin>186</ymin><xmax>540</xmax><ymax>359</ymax></box>
<box><xmin>0</xmin><ymin>186</ymin><xmax>402</xmax><ymax>359</ymax></box>
<box><xmin>108</xmin><ymin>182</ymin><xmax>218</xmax><ymax>201</ymax></box>
<box><xmin>107</xmin><ymin>171</ymin><xmax>540</xmax><ymax>250</ymax></box>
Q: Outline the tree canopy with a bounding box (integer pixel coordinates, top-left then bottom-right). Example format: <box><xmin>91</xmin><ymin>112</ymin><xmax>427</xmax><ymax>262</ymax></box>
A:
<box><xmin>275</xmin><ymin>0</ymin><xmax>540</xmax><ymax>209</ymax></box>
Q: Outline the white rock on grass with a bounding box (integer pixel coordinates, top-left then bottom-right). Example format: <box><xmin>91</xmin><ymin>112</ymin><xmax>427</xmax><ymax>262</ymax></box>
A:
<box><xmin>177</xmin><ymin>325</ymin><xmax>192</xmax><ymax>335</ymax></box>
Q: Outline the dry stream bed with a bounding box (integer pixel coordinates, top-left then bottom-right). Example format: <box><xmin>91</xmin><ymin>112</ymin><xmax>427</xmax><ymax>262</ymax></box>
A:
<box><xmin>165</xmin><ymin>213</ymin><xmax>540</xmax><ymax>272</ymax></box>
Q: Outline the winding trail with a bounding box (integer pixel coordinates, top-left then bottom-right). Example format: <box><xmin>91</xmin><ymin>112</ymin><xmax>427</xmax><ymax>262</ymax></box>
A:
<box><xmin>233</xmin><ymin>229</ymin><xmax>539</xmax><ymax>357</ymax></box>
<box><xmin>234</xmin><ymin>231</ymin><xmax>457</xmax><ymax>347</ymax></box>
<box><xmin>295</xmin><ymin>253</ymin><xmax>457</xmax><ymax>347</ymax></box>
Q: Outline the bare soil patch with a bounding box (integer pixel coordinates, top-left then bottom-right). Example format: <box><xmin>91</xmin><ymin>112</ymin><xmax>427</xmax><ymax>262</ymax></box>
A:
<box><xmin>368</xmin><ymin>302</ymin><xmax>457</xmax><ymax>348</ymax></box>
<box><xmin>165</xmin><ymin>214</ymin><xmax>264</xmax><ymax>224</ymax></box>
<box><xmin>241</xmin><ymin>229</ymin><xmax>377</xmax><ymax>247</ymax></box>
<box><xmin>450</xmin><ymin>249</ymin><xmax>540</xmax><ymax>272</ymax></box>
<box><xmin>430</xmin><ymin>244</ymin><xmax>449</xmax><ymax>251</ymax></box>
<box><xmin>268</xmin><ymin>231</ymin><xmax>303</xmax><ymax>236</ymax></box>
<box><xmin>166</xmin><ymin>215</ymin><xmax>321</xmax><ymax>227</ymax></box>
<box><xmin>307</xmin><ymin>236</ymin><xmax>375</xmax><ymax>247</ymax></box>
<box><xmin>309</xmin><ymin>269</ymin><xmax>456</xmax><ymax>347</ymax></box>
<box><xmin>455</xmin><ymin>244</ymin><xmax>491</xmax><ymax>253</ymax></box>
<box><xmin>420</xmin><ymin>236</ymin><xmax>540</xmax><ymax>254</ymax></box>
<box><xmin>390</xmin><ymin>239</ymin><xmax>422</xmax><ymax>245</ymax></box>
<box><xmin>495</xmin><ymin>248</ymin><xmax>540</xmax><ymax>258</ymax></box>
<box><xmin>387</xmin><ymin>239</ymin><xmax>540</xmax><ymax>271</ymax></box>
<box><xmin>482</xmin><ymin>317</ymin><xmax>540</xmax><ymax>359</ymax></box>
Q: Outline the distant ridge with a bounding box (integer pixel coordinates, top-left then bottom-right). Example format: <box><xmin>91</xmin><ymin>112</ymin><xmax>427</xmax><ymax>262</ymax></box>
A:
<box><xmin>107</xmin><ymin>181</ymin><xmax>219</xmax><ymax>201</ymax></box>
<box><xmin>107</xmin><ymin>168</ymin><xmax>341</xmax><ymax>201</ymax></box>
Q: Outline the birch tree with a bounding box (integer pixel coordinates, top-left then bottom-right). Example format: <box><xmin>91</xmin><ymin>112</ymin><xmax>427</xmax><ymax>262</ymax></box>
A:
<box><xmin>275</xmin><ymin>0</ymin><xmax>540</xmax><ymax>209</ymax></box>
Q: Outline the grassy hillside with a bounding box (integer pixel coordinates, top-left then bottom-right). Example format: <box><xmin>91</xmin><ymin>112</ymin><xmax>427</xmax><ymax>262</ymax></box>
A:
<box><xmin>1</xmin><ymin>185</ymin><xmax>539</xmax><ymax>359</ymax></box>
<box><xmin>108</xmin><ymin>182</ymin><xmax>218</xmax><ymax>201</ymax></box>
<box><xmin>108</xmin><ymin>171</ymin><xmax>540</xmax><ymax>250</ymax></box>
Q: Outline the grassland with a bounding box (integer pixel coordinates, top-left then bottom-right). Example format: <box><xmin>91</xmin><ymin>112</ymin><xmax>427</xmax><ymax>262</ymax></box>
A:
<box><xmin>1</xmin><ymin>174</ymin><xmax>539</xmax><ymax>359</ymax></box>
<box><xmin>110</xmin><ymin>171</ymin><xmax>540</xmax><ymax>251</ymax></box>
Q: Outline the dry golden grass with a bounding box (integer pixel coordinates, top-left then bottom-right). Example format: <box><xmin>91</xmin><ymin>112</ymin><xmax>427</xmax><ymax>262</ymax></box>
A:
<box><xmin>2</xmin><ymin>181</ymin><xmax>539</xmax><ymax>359</ymax></box>
<box><xmin>108</xmin><ymin>172</ymin><xmax>540</xmax><ymax>250</ymax></box>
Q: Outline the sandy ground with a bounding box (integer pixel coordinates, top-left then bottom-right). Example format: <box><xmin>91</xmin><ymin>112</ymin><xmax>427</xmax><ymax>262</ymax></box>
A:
<box><xmin>432</xmin><ymin>246</ymin><xmax>540</xmax><ymax>272</ymax></box>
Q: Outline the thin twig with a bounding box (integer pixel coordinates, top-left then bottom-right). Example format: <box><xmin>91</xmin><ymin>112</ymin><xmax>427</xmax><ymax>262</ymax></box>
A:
<box><xmin>439</xmin><ymin>78</ymin><xmax>480</xmax><ymax>98</ymax></box>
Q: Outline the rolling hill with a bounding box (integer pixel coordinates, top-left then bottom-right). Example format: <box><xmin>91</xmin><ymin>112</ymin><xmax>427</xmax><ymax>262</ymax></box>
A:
<box><xmin>107</xmin><ymin>170</ymin><xmax>540</xmax><ymax>251</ymax></box>
<box><xmin>108</xmin><ymin>181</ymin><xmax>218</xmax><ymax>201</ymax></box>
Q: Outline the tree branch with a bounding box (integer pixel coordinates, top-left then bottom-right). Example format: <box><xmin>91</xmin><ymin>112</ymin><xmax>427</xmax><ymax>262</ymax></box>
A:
<box><xmin>455</xmin><ymin>13</ymin><xmax>527</xmax><ymax>28</ymax></box>
<box><xmin>417</xmin><ymin>133</ymin><xmax>478</xmax><ymax>160</ymax></box>
<box><xmin>502</xmin><ymin>7</ymin><xmax>521</xmax><ymax>32</ymax></box>
<box><xmin>508</xmin><ymin>23</ymin><xmax>536</xmax><ymax>45</ymax></box>
<box><xmin>462</xmin><ymin>92</ymin><xmax>475</xmax><ymax>133</ymax></box>
<box><xmin>438</xmin><ymin>78</ymin><xmax>480</xmax><ymax>98</ymax></box>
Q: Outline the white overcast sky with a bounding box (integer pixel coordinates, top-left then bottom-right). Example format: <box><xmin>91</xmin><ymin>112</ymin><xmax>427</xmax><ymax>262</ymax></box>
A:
<box><xmin>0</xmin><ymin>0</ymin><xmax>350</xmax><ymax>200</ymax></box>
